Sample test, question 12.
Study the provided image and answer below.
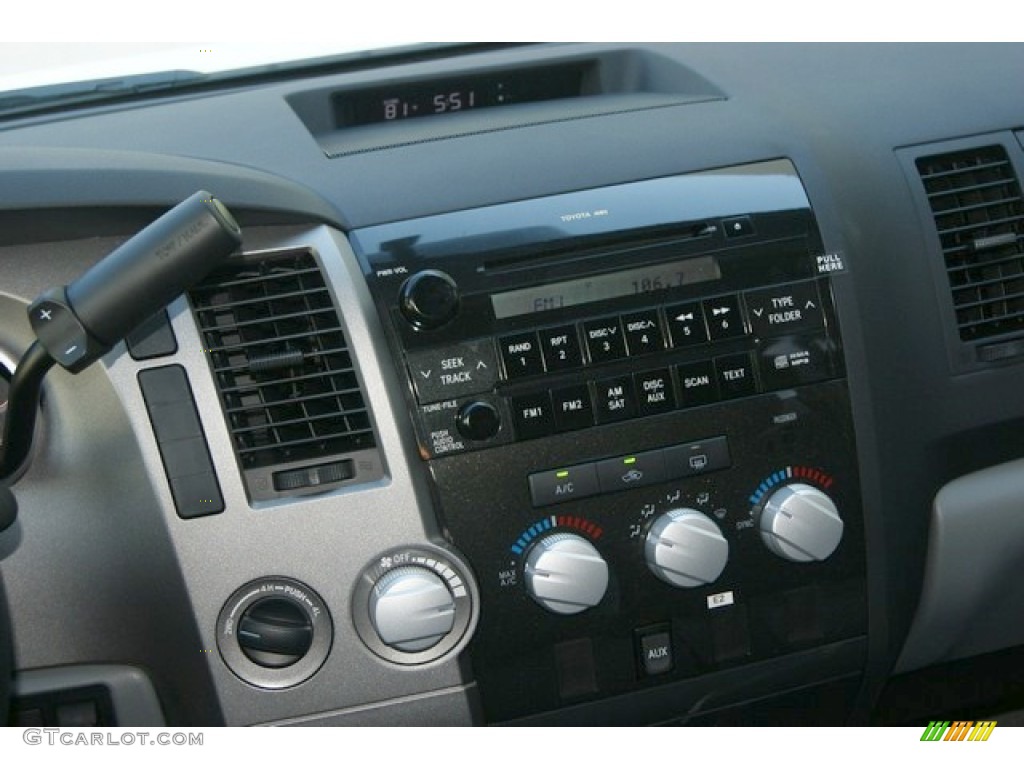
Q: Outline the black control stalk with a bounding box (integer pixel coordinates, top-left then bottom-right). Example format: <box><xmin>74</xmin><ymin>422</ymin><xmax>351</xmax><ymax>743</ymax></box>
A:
<box><xmin>0</xmin><ymin>191</ymin><xmax>242</xmax><ymax>527</ymax></box>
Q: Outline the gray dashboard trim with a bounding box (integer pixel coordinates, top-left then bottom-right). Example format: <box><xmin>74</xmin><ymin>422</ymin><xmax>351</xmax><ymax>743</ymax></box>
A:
<box><xmin>99</xmin><ymin>225</ymin><xmax>480</xmax><ymax>725</ymax></box>
<box><xmin>13</xmin><ymin>664</ymin><xmax>165</xmax><ymax>726</ymax></box>
<box><xmin>897</xmin><ymin>457</ymin><xmax>1024</xmax><ymax>672</ymax></box>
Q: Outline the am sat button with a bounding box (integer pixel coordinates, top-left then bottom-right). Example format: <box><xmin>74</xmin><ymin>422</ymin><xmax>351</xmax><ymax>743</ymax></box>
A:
<box><xmin>596</xmin><ymin>450</ymin><xmax>665</xmax><ymax>493</ymax></box>
<box><xmin>529</xmin><ymin>463</ymin><xmax>600</xmax><ymax>507</ymax></box>
<box><xmin>593</xmin><ymin>375</ymin><xmax>636</xmax><ymax>423</ymax></box>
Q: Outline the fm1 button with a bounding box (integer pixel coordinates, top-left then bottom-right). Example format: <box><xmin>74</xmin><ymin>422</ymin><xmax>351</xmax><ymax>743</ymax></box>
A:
<box><xmin>529</xmin><ymin>463</ymin><xmax>600</xmax><ymax>507</ymax></box>
<box><xmin>456</xmin><ymin>401</ymin><xmax>501</xmax><ymax>441</ymax></box>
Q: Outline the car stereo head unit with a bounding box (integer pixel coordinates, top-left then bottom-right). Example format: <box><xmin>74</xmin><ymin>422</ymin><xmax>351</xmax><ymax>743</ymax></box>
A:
<box><xmin>351</xmin><ymin>159</ymin><xmax>866</xmax><ymax>724</ymax></box>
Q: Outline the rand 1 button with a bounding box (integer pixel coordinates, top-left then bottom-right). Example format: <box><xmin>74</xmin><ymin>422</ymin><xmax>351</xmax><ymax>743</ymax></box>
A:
<box><xmin>406</xmin><ymin>340</ymin><xmax>498</xmax><ymax>403</ymax></box>
<box><xmin>538</xmin><ymin>325</ymin><xmax>583</xmax><ymax>371</ymax></box>
<box><xmin>715</xmin><ymin>352</ymin><xmax>758</xmax><ymax>399</ymax></box>
<box><xmin>595</xmin><ymin>450</ymin><xmax>665</xmax><ymax>493</ymax></box>
<box><xmin>551</xmin><ymin>384</ymin><xmax>595</xmax><ymax>432</ymax></box>
<box><xmin>635</xmin><ymin>369</ymin><xmax>676</xmax><ymax>416</ymax></box>
<box><xmin>499</xmin><ymin>332</ymin><xmax>545</xmax><ymax>378</ymax></box>
<box><xmin>528</xmin><ymin>463</ymin><xmax>600</xmax><ymax>507</ymax></box>
<box><xmin>663</xmin><ymin>436</ymin><xmax>731</xmax><ymax>479</ymax></box>
<box><xmin>675</xmin><ymin>360</ymin><xmax>719</xmax><ymax>408</ymax></box>
<box><xmin>744</xmin><ymin>281</ymin><xmax>824</xmax><ymax>338</ymax></box>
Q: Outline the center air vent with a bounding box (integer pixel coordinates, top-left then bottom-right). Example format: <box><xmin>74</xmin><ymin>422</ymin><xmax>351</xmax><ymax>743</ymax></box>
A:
<box><xmin>916</xmin><ymin>145</ymin><xmax>1024</xmax><ymax>344</ymax></box>
<box><xmin>189</xmin><ymin>249</ymin><xmax>383</xmax><ymax>501</ymax></box>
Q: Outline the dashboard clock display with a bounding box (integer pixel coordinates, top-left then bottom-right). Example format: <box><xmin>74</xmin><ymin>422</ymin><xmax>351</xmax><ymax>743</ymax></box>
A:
<box><xmin>334</xmin><ymin>64</ymin><xmax>587</xmax><ymax>128</ymax></box>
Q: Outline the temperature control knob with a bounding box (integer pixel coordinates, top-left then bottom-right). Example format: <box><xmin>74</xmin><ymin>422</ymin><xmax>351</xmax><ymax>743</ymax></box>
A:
<box><xmin>759</xmin><ymin>483</ymin><xmax>843</xmax><ymax>562</ymax></box>
<box><xmin>524</xmin><ymin>533</ymin><xmax>608</xmax><ymax>615</ymax></box>
<box><xmin>398</xmin><ymin>269</ymin><xmax>460</xmax><ymax>330</ymax></box>
<box><xmin>645</xmin><ymin>508</ymin><xmax>729</xmax><ymax>588</ymax></box>
<box><xmin>369</xmin><ymin>566</ymin><xmax>457</xmax><ymax>652</ymax></box>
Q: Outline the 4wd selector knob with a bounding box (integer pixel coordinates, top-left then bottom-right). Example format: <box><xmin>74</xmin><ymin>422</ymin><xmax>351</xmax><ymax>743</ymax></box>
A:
<box><xmin>759</xmin><ymin>483</ymin><xmax>843</xmax><ymax>562</ymax></box>
<box><xmin>524</xmin><ymin>533</ymin><xmax>608</xmax><ymax>615</ymax></box>
<box><xmin>369</xmin><ymin>566</ymin><xmax>457</xmax><ymax>652</ymax></box>
<box><xmin>398</xmin><ymin>269</ymin><xmax>460</xmax><ymax>330</ymax></box>
<box><xmin>645</xmin><ymin>508</ymin><xmax>729</xmax><ymax>588</ymax></box>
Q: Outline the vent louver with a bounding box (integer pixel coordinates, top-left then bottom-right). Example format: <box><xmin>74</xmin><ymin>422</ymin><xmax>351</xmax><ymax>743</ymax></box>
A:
<box><xmin>189</xmin><ymin>250</ymin><xmax>376</xmax><ymax>485</ymax></box>
<box><xmin>917</xmin><ymin>145</ymin><xmax>1024</xmax><ymax>342</ymax></box>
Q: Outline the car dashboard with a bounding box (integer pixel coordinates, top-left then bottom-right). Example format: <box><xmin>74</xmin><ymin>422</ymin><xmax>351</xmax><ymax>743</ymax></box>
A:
<box><xmin>1</xmin><ymin>42</ymin><xmax>1024</xmax><ymax>727</ymax></box>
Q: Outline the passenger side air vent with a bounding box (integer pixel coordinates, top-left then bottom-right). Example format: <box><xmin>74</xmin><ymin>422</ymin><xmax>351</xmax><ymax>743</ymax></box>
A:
<box><xmin>189</xmin><ymin>249</ymin><xmax>383</xmax><ymax>501</ymax></box>
<box><xmin>916</xmin><ymin>145</ymin><xmax>1024</xmax><ymax>343</ymax></box>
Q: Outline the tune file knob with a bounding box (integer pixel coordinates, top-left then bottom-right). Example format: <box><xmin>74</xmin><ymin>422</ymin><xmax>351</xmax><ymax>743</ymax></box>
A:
<box><xmin>523</xmin><ymin>532</ymin><xmax>609</xmax><ymax>615</ymax></box>
<box><xmin>644</xmin><ymin>508</ymin><xmax>729</xmax><ymax>588</ymax></box>
<box><xmin>759</xmin><ymin>482</ymin><xmax>843</xmax><ymax>562</ymax></box>
<box><xmin>369</xmin><ymin>566</ymin><xmax>457</xmax><ymax>652</ymax></box>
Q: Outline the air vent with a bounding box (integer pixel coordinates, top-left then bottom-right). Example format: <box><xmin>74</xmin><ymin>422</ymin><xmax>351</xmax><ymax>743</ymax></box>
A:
<box><xmin>917</xmin><ymin>145</ymin><xmax>1024</xmax><ymax>343</ymax></box>
<box><xmin>189</xmin><ymin>250</ymin><xmax>381</xmax><ymax>500</ymax></box>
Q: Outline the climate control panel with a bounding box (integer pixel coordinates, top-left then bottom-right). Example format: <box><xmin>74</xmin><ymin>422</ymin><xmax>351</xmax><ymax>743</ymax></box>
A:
<box><xmin>429</xmin><ymin>379</ymin><xmax>864</xmax><ymax>722</ymax></box>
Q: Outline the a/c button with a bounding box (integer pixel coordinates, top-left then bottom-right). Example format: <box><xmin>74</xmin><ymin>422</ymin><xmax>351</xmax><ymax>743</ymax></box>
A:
<box><xmin>528</xmin><ymin>463</ymin><xmax>599</xmax><ymax>507</ymax></box>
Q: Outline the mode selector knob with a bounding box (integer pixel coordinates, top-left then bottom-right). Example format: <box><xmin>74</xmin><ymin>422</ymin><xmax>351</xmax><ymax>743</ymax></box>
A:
<box><xmin>524</xmin><ymin>533</ymin><xmax>608</xmax><ymax>615</ymax></box>
<box><xmin>369</xmin><ymin>566</ymin><xmax>457</xmax><ymax>652</ymax></box>
<box><xmin>398</xmin><ymin>269</ymin><xmax>460</xmax><ymax>330</ymax></box>
<box><xmin>759</xmin><ymin>483</ymin><xmax>843</xmax><ymax>563</ymax></box>
<box><xmin>645</xmin><ymin>508</ymin><xmax>729</xmax><ymax>588</ymax></box>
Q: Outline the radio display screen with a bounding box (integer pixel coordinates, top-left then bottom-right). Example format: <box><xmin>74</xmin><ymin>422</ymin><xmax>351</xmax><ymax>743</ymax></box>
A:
<box><xmin>490</xmin><ymin>257</ymin><xmax>721</xmax><ymax>319</ymax></box>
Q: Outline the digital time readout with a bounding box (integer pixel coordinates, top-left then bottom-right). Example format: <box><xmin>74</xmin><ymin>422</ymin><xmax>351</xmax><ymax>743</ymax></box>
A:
<box><xmin>490</xmin><ymin>257</ymin><xmax>722</xmax><ymax>319</ymax></box>
<box><xmin>334</xmin><ymin>64</ymin><xmax>587</xmax><ymax>128</ymax></box>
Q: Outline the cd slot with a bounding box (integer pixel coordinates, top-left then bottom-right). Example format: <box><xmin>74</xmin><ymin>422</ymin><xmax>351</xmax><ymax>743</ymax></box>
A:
<box><xmin>478</xmin><ymin>221</ymin><xmax>719</xmax><ymax>277</ymax></box>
